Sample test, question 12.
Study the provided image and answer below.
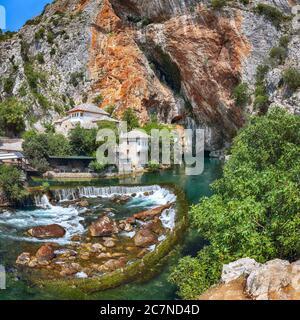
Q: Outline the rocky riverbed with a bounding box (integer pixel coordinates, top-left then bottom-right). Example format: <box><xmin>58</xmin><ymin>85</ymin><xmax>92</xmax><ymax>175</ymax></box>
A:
<box><xmin>10</xmin><ymin>186</ymin><xmax>177</xmax><ymax>281</ymax></box>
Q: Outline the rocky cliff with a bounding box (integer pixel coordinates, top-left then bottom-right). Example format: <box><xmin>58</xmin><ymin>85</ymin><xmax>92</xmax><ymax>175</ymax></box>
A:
<box><xmin>0</xmin><ymin>0</ymin><xmax>298</xmax><ymax>150</ymax></box>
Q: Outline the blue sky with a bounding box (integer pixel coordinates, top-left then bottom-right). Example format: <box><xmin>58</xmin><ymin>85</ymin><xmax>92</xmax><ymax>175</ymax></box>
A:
<box><xmin>0</xmin><ymin>0</ymin><xmax>53</xmax><ymax>31</ymax></box>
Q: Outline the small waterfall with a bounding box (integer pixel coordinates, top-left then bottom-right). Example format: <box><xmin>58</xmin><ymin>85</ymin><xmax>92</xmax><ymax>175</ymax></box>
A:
<box><xmin>52</xmin><ymin>185</ymin><xmax>163</xmax><ymax>202</ymax></box>
<box><xmin>34</xmin><ymin>194</ymin><xmax>53</xmax><ymax>209</ymax></box>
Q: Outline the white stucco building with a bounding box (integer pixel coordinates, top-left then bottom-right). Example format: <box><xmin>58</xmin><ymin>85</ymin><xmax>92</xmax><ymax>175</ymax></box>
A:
<box><xmin>54</xmin><ymin>103</ymin><xmax>118</xmax><ymax>136</ymax></box>
<box><xmin>118</xmin><ymin>129</ymin><xmax>149</xmax><ymax>173</ymax></box>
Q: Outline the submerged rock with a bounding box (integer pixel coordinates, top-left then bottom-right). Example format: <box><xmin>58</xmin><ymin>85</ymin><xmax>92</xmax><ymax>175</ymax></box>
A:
<box><xmin>134</xmin><ymin>203</ymin><xmax>173</xmax><ymax>221</ymax></box>
<box><xmin>98</xmin><ymin>257</ymin><xmax>127</xmax><ymax>272</ymax></box>
<box><xmin>36</xmin><ymin>245</ymin><xmax>55</xmax><ymax>262</ymax></box>
<box><xmin>16</xmin><ymin>253</ymin><xmax>31</xmax><ymax>266</ymax></box>
<box><xmin>76</xmin><ymin>200</ymin><xmax>89</xmax><ymax>207</ymax></box>
<box><xmin>111</xmin><ymin>195</ymin><xmax>131</xmax><ymax>204</ymax></box>
<box><xmin>28</xmin><ymin>224</ymin><xmax>66</xmax><ymax>239</ymax></box>
<box><xmin>89</xmin><ymin>216</ymin><xmax>118</xmax><ymax>237</ymax></box>
<box><xmin>134</xmin><ymin>229</ymin><xmax>158</xmax><ymax>248</ymax></box>
<box><xmin>103</xmin><ymin>239</ymin><xmax>116</xmax><ymax>248</ymax></box>
<box><xmin>142</xmin><ymin>217</ymin><xmax>165</xmax><ymax>236</ymax></box>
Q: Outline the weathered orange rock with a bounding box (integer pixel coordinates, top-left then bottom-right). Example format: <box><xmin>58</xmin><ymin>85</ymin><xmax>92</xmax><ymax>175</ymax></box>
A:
<box><xmin>28</xmin><ymin>224</ymin><xmax>66</xmax><ymax>239</ymax></box>
<box><xmin>134</xmin><ymin>203</ymin><xmax>173</xmax><ymax>221</ymax></box>
<box><xmin>198</xmin><ymin>278</ymin><xmax>250</xmax><ymax>300</ymax></box>
<box><xmin>89</xmin><ymin>215</ymin><xmax>118</xmax><ymax>237</ymax></box>
<box><xmin>134</xmin><ymin>229</ymin><xmax>158</xmax><ymax>248</ymax></box>
<box><xmin>36</xmin><ymin>244</ymin><xmax>55</xmax><ymax>261</ymax></box>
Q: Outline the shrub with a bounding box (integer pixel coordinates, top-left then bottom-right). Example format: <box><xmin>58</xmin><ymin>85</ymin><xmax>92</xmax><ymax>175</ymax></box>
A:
<box><xmin>211</xmin><ymin>0</ymin><xmax>227</xmax><ymax>9</ymax></box>
<box><xmin>33</xmin><ymin>92</ymin><xmax>51</xmax><ymax>110</ymax></box>
<box><xmin>23</xmin><ymin>132</ymin><xmax>71</xmax><ymax>173</ymax></box>
<box><xmin>3</xmin><ymin>77</ymin><xmax>14</xmax><ymax>95</ymax></box>
<box><xmin>24</xmin><ymin>63</ymin><xmax>39</xmax><ymax>90</ymax></box>
<box><xmin>239</xmin><ymin>0</ymin><xmax>249</xmax><ymax>5</ymax></box>
<box><xmin>170</xmin><ymin>108</ymin><xmax>300</xmax><ymax>298</ymax></box>
<box><xmin>93</xmin><ymin>94</ymin><xmax>104</xmax><ymax>105</ymax></box>
<box><xmin>47</xmin><ymin>31</ymin><xmax>55</xmax><ymax>44</ymax></box>
<box><xmin>70</xmin><ymin>71</ymin><xmax>84</xmax><ymax>87</ymax></box>
<box><xmin>279</xmin><ymin>35</ymin><xmax>290</xmax><ymax>47</ymax></box>
<box><xmin>269</xmin><ymin>46</ymin><xmax>287</xmax><ymax>65</ymax></box>
<box><xmin>35</xmin><ymin>28</ymin><xmax>45</xmax><ymax>41</ymax></box>
<box><xmin>254</xmin><ymin>4</ymin><xmax>287</xmax><ymax>28</ymax></box>
<box><xmin>232</xmin><ymin>82</ymin><xmax>250</xmax><ymax>107</ymax></box>
<box><xmin>25</xmin><ymin>16</ymin><xmax>42</xmax><ymax>26</ymax></box>
<box><xmin>50</xmin><ymin>48</ymin><xmax>56</xmax><ymax>56</ymax></box>
<box><xmin>0</xmin><ymin>31</ymin><xmax>16</xmax><ymax>42</ymax></box>
<box><xmin>254</xmin><ymin>95</ymin><xmax>269</xmax><ymax>111</ymax></box>
<box><xmin>0</xmin><ymin>165</ymin><xmax>28</xmax><ymax>204</ymax></box>
<box><xmin>88</xmin><ymin>160</ymin><xmax>108</xmax><ymax>173</ymax></box>
<box><xmin>36</xmin><ymin>53</ymin><xmax>45</xmax><ymax>64</ymax></box>
<box><xmin>147</xmin><ymin>161</ymin><xmax>160</xmax><ymax>172</ymax></box>
<box><xmin>122</xmin><ymin>108</ymin><xmax>139</xmax><ymax>131</ymax></box>
<box><xmin>0</xmin><ymin>98</ymin><xmax>26</xmax><ymax>137</ymax></box>
<box><xmin>283</xmin><ymin>67</ymin><xmax>300</xmax><ymax>91</ymax></box>
<box><xmin>104</xmin><ymin>104</ymin><xmax>116</xmax><ymax>116</ymax></box>
<box><xmin>256</xmin><ymin>64</ymin><xmax>270</xmax><ymax>84</ymax></box>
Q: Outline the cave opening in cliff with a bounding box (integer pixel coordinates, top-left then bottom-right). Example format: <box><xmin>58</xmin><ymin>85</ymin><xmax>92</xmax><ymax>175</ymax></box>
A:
<box><xmin>148</xmin><ymin>46</ymin><xmax>182</xmax><ymax>94</ymax></box>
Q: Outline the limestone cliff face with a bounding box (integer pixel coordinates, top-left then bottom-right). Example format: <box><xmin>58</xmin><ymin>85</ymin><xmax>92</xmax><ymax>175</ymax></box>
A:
<box><xmin>0</xmin><ymin>0</ymin><xmax>297</xmax><ymax>149</ymax></box>
<box><xmin>199</xmin><ymin>258</ymin><xmax>300</xmax><ymax>300</ymax></box>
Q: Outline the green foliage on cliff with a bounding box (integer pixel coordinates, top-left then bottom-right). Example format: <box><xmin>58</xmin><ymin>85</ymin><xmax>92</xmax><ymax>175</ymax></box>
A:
<box><xmin>211</xmin><ymin>0</ymin><xmax>227</xmax><ymax>9</ymax></box>
<box><xmin>254</xmin><ymin>64</ymin><xmax>269</xmax><ymax>113</ymax></box>
<box><xmin>3</xmin><ymin>77</ymin><xmax>14</xmax><ymax>95</ymax></box>
<box><xmin>254</xmin><ymin>4</ymin><xmax>289</xmax><ymax>28</ymax></box>
<box><xmin>283</xmin><ymin>67</ymin><xmax>300</xmax><ymax>92</ymax></box>
<box><xmin>0</xmin><ymin>165</ymin><xmax>28</xmax><ymax>204</ymax></box>
<box><xmin>169</xmin><ymin>108</ymin><xmax>300</xmax><ymax>299</ymax></box>
<box><xmin>269</xmin><ymin>46</ymin><xmax>287</xmax><ymax>65</ymax></box>
<box><xmin>93</xmin><ymin>94</ymin><xmax>104</xmax><ymax>105</ymax></box>
<box><xmin>232</xmin><ymin>82</ymin><xmax>250</xmax><ymax>107</ymax></box>
<box><xmin>23</xmin><ymin>131</ymin><xmax>71</xmax><ymax>172</ymax></box>
<box><xmin>0</xmin><ymin>98</ymin><xmax>26</xmax><ymax>137</ymax></box>
<box><xmin>0</xmin><ymin>31</ymin><xmax>16</xmax><ymax>42</ymax></box>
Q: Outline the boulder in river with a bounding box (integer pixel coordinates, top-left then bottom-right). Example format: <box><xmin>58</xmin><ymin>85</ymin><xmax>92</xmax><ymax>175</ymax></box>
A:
<box><xmin>89</xmin><ymin>216</ymin><xmax>118</xmax><ymax>237</ymax></box>
<box><xmin>77</xmin><ymin>200</ymin><xmax>89</xmax><ymax>207</ymax></box>
<box><xmin>98</xmin><ymin>257</ymin><xmax>127</xmax><ymax>272</ymax></box>
<box><xmin>134</xmin><ymin>203</ymin><xmax>173</xmax><ymax>221</ymax></box>
<box><xmin>28</xmin><ymin>224</ymin><xmax>66</xmax><ymax>239</ymax></box>
<box><xmin>134</xmin><ymin>229</ymin><xmax>158</xmax><ymax>248</ymax></box>
<box><xmin>16</xmin><ymin>252</ymin><xmax>31</xmax><ymax>266</ymax></box>
<box><xmin>142</xmin><ymin>217</ymin><xmax>165</xmax><ymax>235</ymax></box>
<box><xmin>36</xmin><ymin>244</ymin><xmax>55</xmax><ymax>262</ymax></box>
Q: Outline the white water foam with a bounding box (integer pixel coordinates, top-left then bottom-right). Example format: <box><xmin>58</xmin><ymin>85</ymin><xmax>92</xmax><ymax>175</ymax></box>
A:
<box><xmin>0</xmin><ymin>186</ymin><xmax>177</xmax><ymax>245</ymax></box>
<box><xmin>0</xmin><ymin>205</ymin><xmax>84</xmax><ymax>245</ymax></box>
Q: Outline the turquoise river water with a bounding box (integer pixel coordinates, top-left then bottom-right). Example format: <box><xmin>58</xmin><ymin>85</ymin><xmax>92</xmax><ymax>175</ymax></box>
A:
<box><xmin>0</xmin><ymin>158</ymin><xmax>222</xmax><ymax>300</ymax></box>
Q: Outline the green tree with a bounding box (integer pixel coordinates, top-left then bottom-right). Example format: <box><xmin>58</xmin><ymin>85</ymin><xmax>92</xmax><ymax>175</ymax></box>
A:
<box><xmin>0</xmin><ymin>98</ymin><xmax>26</xmax><ymax>137</ymax></box>
<box><xmin>69</xmin><ymin>125</ymin><xmax>98</xmax><ymax>156</ymax></box>
<box><xmin>0</xmin><ymin>165</ymin><xmax>28</xmax><ymax>204</ymax></box>
<box><xmin>170</xmin><ymin>108</ymin><xmax>300</xmax><ymax>299</ymax></box>
<box><xmin>22</xmin><ymin>131</ymin><xmax>71</xmax><ymax>172</ymax></box>
<box><xmin>122</xmin><ymin>108</ymin><xmax>139</xmax><ymax>131</ymax></box>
